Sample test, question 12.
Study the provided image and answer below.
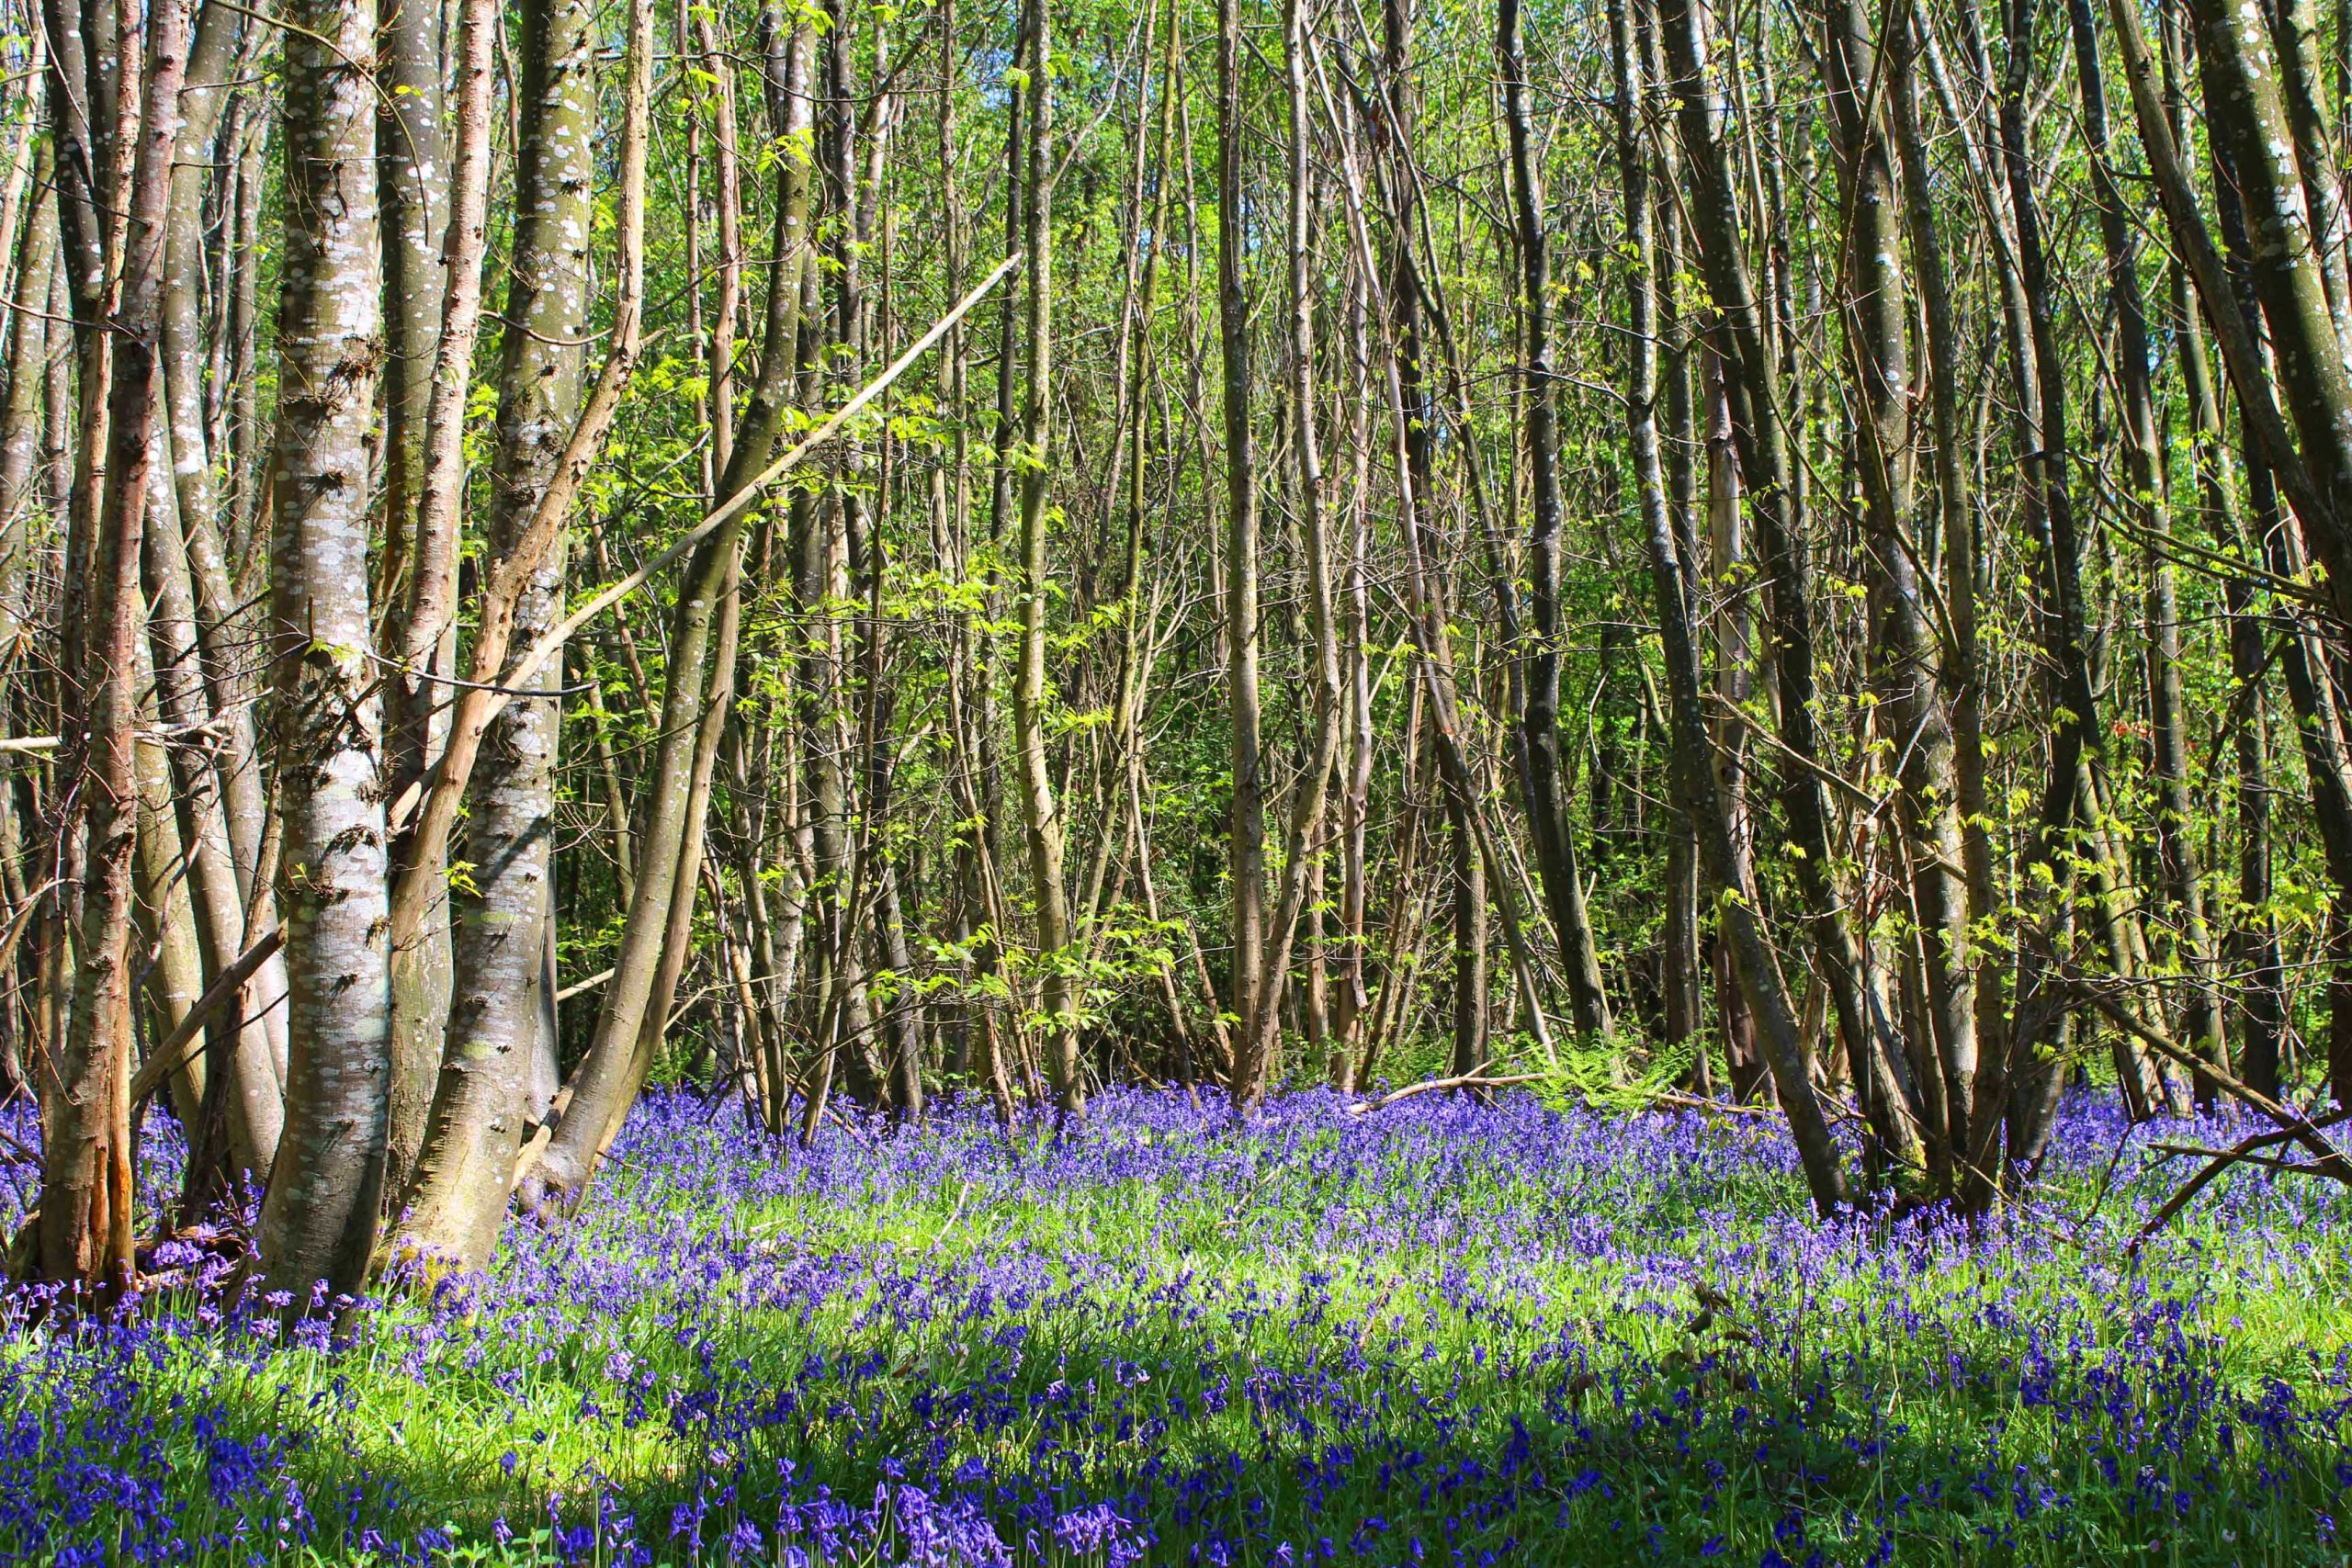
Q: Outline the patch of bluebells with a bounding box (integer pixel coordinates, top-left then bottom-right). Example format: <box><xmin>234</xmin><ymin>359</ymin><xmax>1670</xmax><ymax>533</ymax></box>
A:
<box><xmin>1</xmin><ymin>1088</ymin><xmax>2350</xmax><ymax>1562</ymax></box>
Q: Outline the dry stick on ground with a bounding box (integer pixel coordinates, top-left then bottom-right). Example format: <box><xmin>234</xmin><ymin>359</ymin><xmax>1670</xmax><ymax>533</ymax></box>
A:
<box><xmin>1346</xmin><ymin>1073</ymin><xmax>1552</xmax><ymax>1117</ymax></box>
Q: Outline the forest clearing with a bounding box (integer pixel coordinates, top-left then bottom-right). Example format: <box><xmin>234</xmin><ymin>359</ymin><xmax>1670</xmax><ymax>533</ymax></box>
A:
<box><xmin>0</xmin><ymin>0</ymin><xmax>2350</xmax><ymax>1553</ymax></box>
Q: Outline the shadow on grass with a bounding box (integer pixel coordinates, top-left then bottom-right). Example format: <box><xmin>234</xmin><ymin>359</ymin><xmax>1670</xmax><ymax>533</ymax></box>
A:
<box><xmin>43</xmin><ymin>1279</ymin><xmax>2326</xmax><ymax>1568</ymax></box>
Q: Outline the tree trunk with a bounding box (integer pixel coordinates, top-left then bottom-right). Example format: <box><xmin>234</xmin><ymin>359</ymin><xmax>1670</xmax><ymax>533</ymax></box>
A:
<box><xmin>1498</xmin><ymin>0</ymin><xmax>1611</xmax><ymax>1042</ymax></box>
<box><xmin>2065</xmin><ymin>0</ymin><xmax>2223</xmax><ymax>1077</ymax></box>
<box><xmin>1659</xmin><ymin>0</ymin><xmax>1889</xmax><ymax>1141</ymax></box>
<box><xmin>1232</xmin><ymin>0</ymin><xmax>1345</xmax><ymax>1107</ymax></box>
<box><xmin>1217</xmin><ymin>0</ymin><xmax>1264</xmax><ymax>1079</ymax></box>
<box><xmin>1622</xmin><ymin>0</ymin><xmax>1846</xmax><ymax>1214</ymax></box>
<box><xmin>257</xmin><ymin>0</ymin><xmax>391</xmax><ymax>1303</ymax></box>
<box><xmin>1822</xmin><ymin>0</ymin><xmax>1949</xmax><ymax>1180</ymax></box>
<box><xmin>524</xmin><ymin>1</ymin><xmax>798</xmax><ymax>1209</ymax></box>
<box><xmin>392</xmin><ymin>0</ymin><xmax>601</xmax><ymax>1275</ymax></box>
<box><xmin>375</xmin><ymin>0</ymin><xmax>456</xmax><ymax>1201</ymax></box>
<box><xmin>39</xmin><ymin>0</ymin><xmax>189</xmax><ymax>1297</ymax></box>
<box><xmin>1011</xmin><ymin>0</ymin><xmax>1078</xmax><ymax>1113</ymax></box>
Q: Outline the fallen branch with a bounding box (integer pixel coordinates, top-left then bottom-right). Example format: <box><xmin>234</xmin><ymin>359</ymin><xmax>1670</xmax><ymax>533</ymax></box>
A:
<box><xmin>2076</xmin><ymin>982</ymin><xmax>2352</xmax><ymax>1180</ymax></box>
<box><xmin>554</xmin><ymin>966</ymin><xmax>616</xmax><ymax>1004</ymax></box>
<box><xmin>2148</xmin><ymin>1140</ymin><xmax>2327</xmax><ymax>1175</ymax></box>
<box><xmin>1346</xmin><ymin>1072</ymin><xmax>1550</xmax><ymax>1116</ymax></box>
<box><xmin>2127</xmin><ymin>1108</ymin><xmax>2352</xmax><ymax>1256</ymax></box>
<box><xmin>1649</xmin><ymin>1089</ymin><xmax>1782</xmax><ymax>1120</ymax></box>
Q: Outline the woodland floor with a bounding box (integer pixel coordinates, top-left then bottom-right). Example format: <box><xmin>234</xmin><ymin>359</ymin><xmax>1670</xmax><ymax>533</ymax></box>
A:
<box><xmin>2</xmin><ymin>1084</ymin><xmax>2349</xmax><ymax>1565</ymax></box>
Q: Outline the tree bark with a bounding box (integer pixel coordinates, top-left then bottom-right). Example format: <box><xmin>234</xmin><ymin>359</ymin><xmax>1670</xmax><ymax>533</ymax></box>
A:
<box><xmin>257</xmin><ymin>0</ymin><xmax>390</xmax><ymax>1303</ymax></box>
<box><xmin>1217</xmin><ymin>0</ymin><xmax>1264</xmax><ymax>1075</ymax></box>
<box><xmin>38</xmin><ymin>0</ymin><xmax>188</xmax><ymax>1297</ymax></box>
<box><xmin>1821</xmin><ymin>0</ymin><xmax>1951</xmax><ymax>1180</ymax></box>
<box><xmin>1011</xmin><ymin>0</ymin><xmax>1079</xmax><ymax>1113</ymax></box>
<box><xmin>391</xmin><ymin>0</ymin><xmax>607</xmax><ymax>1275</ymax></box>
<box><xmin>1659</xmin><ymin>0</ymin><xmax>1890</xmax><ymax>1142</ymax></box>
<box><xmin>2065</xmin><ymin>0</ymin><xmax>2222</xmax><ymax>1077</ymax></box>
<box><xmin>1614</xmin><ymin>0</ymin><xmax>1847</xmax><ymax>1215</ymax></box>
<box><xmin>524</xmin><ymin>3</ymin><xmax>805</xmax><ymax>1209</ymax></box>
<box><xmin>1498</xmin><ymin>0</ymin><xmax>1612</xmax><ymax>1042</ymax></box>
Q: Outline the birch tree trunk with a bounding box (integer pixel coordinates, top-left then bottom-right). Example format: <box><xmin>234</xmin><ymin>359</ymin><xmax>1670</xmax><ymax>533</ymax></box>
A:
<box><xmin>257</xmin><ymin>0</ymin><xmax>391</xmax><ymax>1303</ymax></box>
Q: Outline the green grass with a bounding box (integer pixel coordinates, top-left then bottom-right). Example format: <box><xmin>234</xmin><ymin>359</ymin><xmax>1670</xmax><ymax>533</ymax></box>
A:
<box><xmin>5</xmin><ymin>1089</ymin><xmax>2350</xmax><ymax>1564</ymax></box>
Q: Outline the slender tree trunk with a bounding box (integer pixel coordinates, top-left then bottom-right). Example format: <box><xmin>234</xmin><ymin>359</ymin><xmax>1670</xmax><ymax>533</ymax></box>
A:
<box><xmin>1011</xmin><ymin>0</ymin><xmax>1078</xmax><ymax>1113</ymax></box>
<box><xmin>2165</xmin><ymin>9</ymin><xmax>2282</xmax><ymax>1097</ymax></box>
<box><xmin>1894</xmin><ymin>4</ymin><xmax>2005</xmax><ymax>1143</ymax></box>
<box><xmin>131</xmin><ymin>662</ymin><xmax>207</xmax><ymax>1137</ymax></box>
<box><xmin>1233</xmin><ymin>0</ymin><xmax>1344</xmax><ymax>1106</ymax></box>
<box><xmin>392</xmin><ymin>0</ymin><xmax>605</xmax><ymax>1275</ymax></box>
<box><xmin>2066</xmin><ymin>0</ymin><xmax>2222</xmax><ymax>1077</ymax></box>
<box><xmin>525</xmin><ymin>5</ymin><xmax>803</xmax><ymax>1209</ymax></box>
<box><xmin>39</xmin><ymin>0</ymin><xmax>188</xmax><ymax>1296</ymax></box>
<box><xmin>693</xmin><ymin>0</ymin><xmax>744</xmax><ymax>479</ymax></box>
<box><xmin>1822</xmin><ymin>0</ymin><xmax>1949</xmax><ymax>1180</ymax></box>
<box><xmin>381</xmin><ymin>0</ymin><xmax>496</xmax><ymax>1088</ymax></box>
<box><xmin>1217</xmin><ymin>0</ymin><xmax>1263</xmax><ymax>1077</ymax></box>
<box><xmin>1498</xmin><ymin>0</ymin><xmax>1611</xmax><ymax>1042</ymax></box>
<box><xmin>40</xmin><ymin>0</ymin><xmax>123</xmax><ymax>1213</ymax></box>
<box><xmin>1659</xmin><ymin>0</ymin><xmax>1888</xmax><ymax>1134</ymax></box>
<box><xmin>1613</xmin><ymin>0</ymin><xmax>1847</xmax><ymax>1214</ymax></box>
<box><xmin>1996</xmin><ymin>0</ymin><xmax>2159</xmax><ymax>1175</ymax></box>
<box><xmin>375</xmin><ymin>0</ymin><xmax>456</xmax><ymax>1201</ymax></box>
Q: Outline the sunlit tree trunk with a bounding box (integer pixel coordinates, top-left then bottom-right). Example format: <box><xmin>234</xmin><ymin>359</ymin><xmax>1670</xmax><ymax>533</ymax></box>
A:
<box><xmin>1659</xmin><ymin>0</ymin><xmax>1889</xmax><ymax>1134</ymax></box>
<box><xmin>375</xmin><ymin>0</ymin><xmax>456</xmax><ymax>1200</ymax></box>
<box><xmin>526</xmin><ymin>1</ymin><xmax>797</xmax><ymax>1208</ymax></box>
<box><xmin>258</xmin><ymin>0</ymin><xmax>391</xmax><ymax>1303</ymax></box>
<box><xmin>1010</xmin><ymin>0</ymin><xmax>1078</xmax><ymax>1113</ymax></box>
<box><xmin>1821</xmin><ymin>0</ymin><xmax>1946</xmax><ymax>1179</ymax></box>
<box><xmin>393</xmin><ymin>0</ymin><xmax>601</xmax><ymax>1275</ymax></box>
<box><xmin>1217</xmin><ymin>0</ymin><xmax>1263</xmax><ymax>1082</ymax></box>
<box><xmin>40</xmin><ymin>0</ymin><xmax>188</xmax><ymax>1296</ymax></box>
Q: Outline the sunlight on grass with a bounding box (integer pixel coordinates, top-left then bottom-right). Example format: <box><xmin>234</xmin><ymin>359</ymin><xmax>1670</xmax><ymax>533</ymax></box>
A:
<box><xmin>5</xmin><ymin>1088</ymin><xmax>2350</xmax><ymax>1564</ymax></box>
